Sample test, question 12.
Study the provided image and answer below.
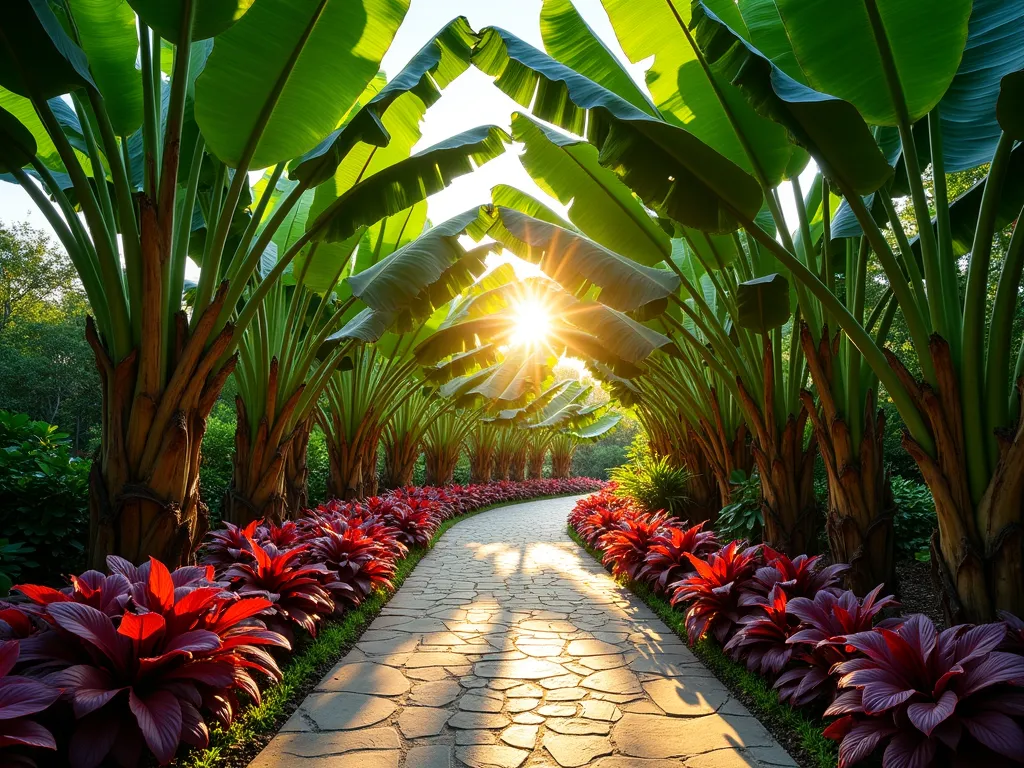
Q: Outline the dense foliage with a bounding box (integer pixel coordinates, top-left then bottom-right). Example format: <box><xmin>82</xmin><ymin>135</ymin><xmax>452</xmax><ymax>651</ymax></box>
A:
<box><xmin>571</xmin><ymin>490</ymin><xmax>1024</xmax><ymax>768</ymax></box>
<box><xmin>0</xmin><ymin>478</ymin><xmax>600</xmax><ymax>766</ymax></box>
<box><xmin>0</xmin><ymin>411</ymin><xmax>89</xmax><ymax>589</ymax></box>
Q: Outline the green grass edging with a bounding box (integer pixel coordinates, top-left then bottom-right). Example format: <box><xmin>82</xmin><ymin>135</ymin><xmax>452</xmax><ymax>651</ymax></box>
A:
<box><xmin>567</xmin><ymin>525</ymin><xmax>838</xmax><ymax>768</ymax></box>
<box><xmin>178</xmin><ymin>492</ymin><xmax>586</xmax><ymax>767</ymax></box>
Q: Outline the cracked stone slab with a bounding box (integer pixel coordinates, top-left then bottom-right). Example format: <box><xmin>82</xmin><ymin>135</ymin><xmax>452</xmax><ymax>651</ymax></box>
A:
<box><xmin>398</xmin><ymin>706</ymin><xmax>450</xmax><ymax>738</ymax></box>
<box><xmin>281</xmin><ymin>692</ymin><xmax>396</xmax><ymax>731</ymax></box>
<box><xmin>317</xmin><ymin>662</ymin><xmax>410</xmax><ymax>696</ymax></box>
<box><xmin>544</xmin><ymin>733</ymin><xmax>613</xmax><ymax>767</ymax></box>
<box><xmin>249</xmin><ymin>727</ymin><xmax>399</xmax><ymax>766</ymax></box>
<box><xmin>405</xmin><ymin>744</ymin><xmax>453</xmax><ymax>768</ymax></box>
<box><xmin>642</xmin><ymin>677</ymin><xmax>730</xmax><ymax>716</ymax></box>
<box><xmin>456</xmin><ymin>745</ymin><xmax>530</xmax><ymax>768</ymax></box>
<box><xmin>612</xmin><ymin>713</ymin><xmax>778</xmax><ymax>759</ymax></box>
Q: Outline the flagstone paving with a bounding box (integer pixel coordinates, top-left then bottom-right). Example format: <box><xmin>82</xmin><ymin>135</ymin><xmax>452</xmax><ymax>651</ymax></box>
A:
<box><xmin>251</xmin><ymin>495</ymin><xmax>797</xmax><ymax>768</ymax></box>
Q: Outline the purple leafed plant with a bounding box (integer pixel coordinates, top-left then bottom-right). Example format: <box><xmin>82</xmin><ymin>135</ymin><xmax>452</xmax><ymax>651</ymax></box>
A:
<box><xmin>824</xmin><ymin>614</ymin><xmax>1024</xmax><ymax>767</ymax></box>
<box><xmin>724</xmin><ymin>585</ymin><xmax>797</xmax><ymax>676</ymax></box>
<box><xmin>0</xmin><ymin>640</ymin><xmax>60</xmax><ymax>762</ymax></box>
<box><xmin>775</xmin><ymin>585</ymin><xmax>899</xmax><ymax>708</ymax></box>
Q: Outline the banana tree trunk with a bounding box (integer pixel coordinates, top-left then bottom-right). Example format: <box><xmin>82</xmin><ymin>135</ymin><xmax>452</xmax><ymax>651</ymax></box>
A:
<box><xmin>737</xmin><ymin>342</ymin><xmax>820</xmax><ymax>556</ymax></box>
<box><xmin>674</xmin><ymin>432</ymin><xmax>721</xmax><ymax>525</ymax></box>
<box><xmin>888</xmin><ymin>337</ymin><xmax>1024</xmax><ymax>624</ymax></box>
<box><xmin>223</xmin><ymin>398</ymin><xmax>289</xmax><ymax>526</ymax></box>
<box><xmin>509</xmin><ymin>449</ymin><xmax>527</xmax><ymax>482</ymax></box>
<box><xmin>801</xmin><ymin>326</ymin><xmax>895</xmax><ymax>595</ymax></box>
<box><xmin>362</xmin><ymin>430</ymin><xmax>381</xmax><ymax>498</ymax></box>
<box><xmin>494</xmin><ymin>450</ymin><xmax>513</xmax><ymax>481</ymax></box>
<box><xmin>425</xmin><ymin>445</ymin><xmax>460</xmax><ymax>486</ymax></box>
<box><xmin>383</xmin><ymin>433</ymin><xmax>419</xmax><ymax>490</ymax></box>
<box><xmin>470</xmin><ymin>447</ymin><xmax>493</xmax><ymax>484</ymax></box>
<box><xmin>551</xmin><ymin>449</ymin><xmax>574</xmax><ymax>479</ymax></box>
<box><xmin>527</xmin><ymin>446</ymin><xmax>545</xmax><ymax>479</ymax></box>
<box><xmin>284</xmin><ymin>418</ymin><xmax>312</xmax><ymax>515</ymax></box>
<box><xmin>85</xmin><ymin>284</ymin><xmax>235</xmax><ymax>569</ymax></box>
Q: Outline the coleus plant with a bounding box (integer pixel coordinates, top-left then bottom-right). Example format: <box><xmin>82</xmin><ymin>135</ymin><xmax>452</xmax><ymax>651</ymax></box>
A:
<box><xmin>776</xmin><ymin>585</ymin><xmax>899</xmax><ymax>708</ymax></box>
<box><xmin>223</xmin><ymin>539</ymin><xmax>334</xmax><ymax>637</ymax></box>
<box><xmin>670</xmin><ymin>540</ymin><xmax>761</xmax><ymax>644</ymax></box>
<box><xmin>824</xmin><ymin>614</ymin><xmax>1024</xmax><ymax>767</ymax></box>
<box><xmin>743</xmin><ymin>546</ymin><xmax>849</xmax><ymax>603</ymax></box>
<box><xmin>15</xmin><ymin>558</ymin><xmax>288</xmax><ymax>767</ymax></box>
<box><xmin>637</xmin><ymin>521</ymin><xmax>720</xmax><ymax>595</ymax></box>
<box><xmin>0</xmin><ymin>640</ymin><xmax>60</xmax><ymax>764</ymax></box>
<box><xmin>598</xmin><ymin>509</ymin><xmax>672</xmax><ymax>580</ymax></box>
<box><xmin>724</xmin><ymin>585</ymin><xmax>797</xmax><ymax>677</ymax></box>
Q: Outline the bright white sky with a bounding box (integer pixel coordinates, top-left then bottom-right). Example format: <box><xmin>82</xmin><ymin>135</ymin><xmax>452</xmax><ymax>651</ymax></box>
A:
<box><xmin>0</xmin><ymin>0</ymin><xmax>811</xmax><ymax>268</ymax></box>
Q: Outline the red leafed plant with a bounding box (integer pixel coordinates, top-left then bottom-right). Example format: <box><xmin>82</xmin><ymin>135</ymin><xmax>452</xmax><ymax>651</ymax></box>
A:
<box><xmin>744</xmin><ymin>546</ymin><xmax>849</xmax><ymax>603</ymax></box>
<box><xmin>255</xmin><ymin>521</ymin><xmax>303</xmax><ymax>551</ymax></box>
<box><xmin>774</xmin><ymin>585</ymin><xmax>899</xmax><ymax>708</ymax></box>
<box><xmin>599</xmin><ymin>510</ymin><xmax>672</xmax><ymax>580</ymax></box>
<box><xmin>308</xmin><ymin>526</ymin><xmax>397</xmax><ymax>608</ymax></box>
<box><xmin>16</xmin><ymin>558</ymin><xmax>288</xmax><ymax>767</ymax></box>
<box><xmin>0</xmin><ymin>639</ymin><xmax>60</xmax><ymax>765</ymax></box>
<box><xmin>824</xmin><ymin>614</ymin><xmax>1024</xmax><ymax>768</ymax></box>
<box><xmin>669</xmin><ymin>540</ymin><xmax>761</xmax><ymax>644</ymax></box>
<box><xmin>724</xmin><ymin>585</ymin><xmax>797</xmax><ymax>676</ymax></box>
<box><xmin>999</xmin><ymin>610</ymin><xmax>1024</xmax><ymax>654</ymax></box>
<box><xmin>637</xmin><ymin>521</ymin><xmax>720</xmax><ymax>595</ymax></box>
<box><xmin>200</xmin><ymin>520</ymin><xmax>259</xmax><ymax>569</ymax></box>
<box><xmin>382</xmin><ymin>502</ymin><xmax>438</xmax><ymax>549</ymax></box>
<box><xmin>223</xmin><ymin>539</ymin><xmax>334</xmax><ymax>636</ymax></box>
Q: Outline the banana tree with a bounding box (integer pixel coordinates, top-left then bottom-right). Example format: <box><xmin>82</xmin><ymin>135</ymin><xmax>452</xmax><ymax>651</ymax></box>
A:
<box><xmin>223</xmin><ymin>17</ymin><xmax>500</xmax><ymax>521</ymax></box>
<box><xmin>0</xmin><ymin>0</ymin><xmax>513</xmax><ymax>566</ymax></box>
<box><xmin>422</xmin><ymin>408</ymin><xmax>477</xmax><ymax>485</ymax></box>
<box><xmin>682</xmin><ymin>0</ymin><xmax>1024</xmax><ymax>618</ymax></box>
<box><xmin>485</xmin><ymin>0</ymin><xmax>1024</xmax><ymax>617</ymax></box>
<box><xmin>381</xmin><ymin>387</ymin><xmax>452</xmax><ymax>489</ymax></box>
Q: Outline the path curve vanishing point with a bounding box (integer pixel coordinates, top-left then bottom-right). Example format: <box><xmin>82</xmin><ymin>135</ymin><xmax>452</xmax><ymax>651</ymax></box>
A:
<box><xmin>251</xmin><ymin>495</ymin><xmax>797</xmax><ymax>768</ymax></box>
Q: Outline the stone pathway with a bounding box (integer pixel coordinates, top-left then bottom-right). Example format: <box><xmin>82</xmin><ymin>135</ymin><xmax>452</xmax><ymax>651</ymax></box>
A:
<box><xmin>251</xmin><ymin>496</ymin><xmax>797</xmax><ymax>768</ymax></box>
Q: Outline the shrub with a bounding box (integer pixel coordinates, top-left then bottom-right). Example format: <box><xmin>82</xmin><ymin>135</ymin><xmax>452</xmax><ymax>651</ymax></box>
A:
<box><xmin>637</xmin><ymin>521</ymin><xmax>719</xmax><ymax>595</ymax></box>
<box><xmin>609</xmin><ymin>434</ymin><xmax>691</xmax><ymax>517</ymax></box>
<box><xmin>745</xmin><ymin>546</ymin><xmax>849</xmax><ymax>602</ymax></box>
<box><xmin>223</xmin><ymin>540</ymin><xmax>334</xmax><ymax>637</ymax></box>
<box><xmin>0</xmin><ymin>411</ymin><xmax>90</xmax><ymax>584</ymax></box>
<box><xmin>891</xmin><ymin>476</ymin><xmax>936</xmax><ymax>561</ymax></box>
<box><xmin>725</xmin><ymin>585</ymin><xmax>797</xmax><ymax>676</ymax></box>
<box><xmin>670</xmin><ymin>540</ymin><xmax>761</xmax><ymax>644</ymax></box>
<box><xmin>0</xmin><ymin>639</ymin><xmax>60</xmax><ymax>763</ymax></box>
<box><xmin>12</xmin><ymin>558</ymin><xmax>289</xmax><ymax>767</ymax></box>
<box><xmin>715</xmin><ymin>469</ymin><xmax>763</xmax><ymax>543</ymax></box>
<box><xmin>776</xmin><ymin>586</ymin><xmax>899</xmax><ymax>708</ymax></box>
<box><xmin>824</xmin><ymin>615</ymin><xmax>1024</xmax><ymax>767</ymax></box>
<box><xmin>599</xmin><ymin>510</ymin><xmax>672</xmax><ymax>580</ymax></box>
<box><xmin>198</xmin><ymin>405</ymin><xmax>235</xmax><ymax>525</ymax></box>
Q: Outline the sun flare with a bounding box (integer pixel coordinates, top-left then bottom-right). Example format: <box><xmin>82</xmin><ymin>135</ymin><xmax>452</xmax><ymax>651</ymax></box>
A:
<box><xmin>509</xmin><ymin>298</ymin><xmax>552</xmax><ymax>348</ymax></box>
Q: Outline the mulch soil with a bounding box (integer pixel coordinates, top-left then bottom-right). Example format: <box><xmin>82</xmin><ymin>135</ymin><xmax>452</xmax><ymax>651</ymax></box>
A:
<box><xmin>895</xmin><ymin>558</ymin><xmax>946</xmax><ymax>629</ymax></box>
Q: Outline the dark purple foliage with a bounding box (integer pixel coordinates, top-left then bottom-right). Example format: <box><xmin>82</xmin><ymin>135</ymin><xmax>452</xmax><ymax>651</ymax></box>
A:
<box><xmin>824</xmin><ymin>614</ymin><xmax>1024</xmax><ymax>768</ymax></box>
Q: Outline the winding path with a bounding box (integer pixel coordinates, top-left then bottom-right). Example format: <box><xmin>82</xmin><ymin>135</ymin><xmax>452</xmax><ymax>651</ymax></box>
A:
<box><xmin>252</xmin><ymin>495</ymin><xmax>796</xmax><ymax>768</ymax></box>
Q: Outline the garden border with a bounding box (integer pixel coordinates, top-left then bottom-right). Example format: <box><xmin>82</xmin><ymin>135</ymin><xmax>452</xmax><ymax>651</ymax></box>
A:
<box><xmin>177</xmin><ymin>491</ymin><xmax>588</xmax><ymax>768</ymax></box>
<box><xmin>566</xmin><ymin>525</ymin><xmax>837</xmax><ymax>768</ymax></box>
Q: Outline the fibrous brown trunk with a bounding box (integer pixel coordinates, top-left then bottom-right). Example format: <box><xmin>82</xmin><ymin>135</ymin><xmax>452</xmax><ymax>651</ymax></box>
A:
<box><xmin>383</xmin><ymin>432</ymin><xmax>419</xmax><ymax>490</ymax></box>
<box><xmin>801</xmin><ymin>326</ymin><xmax>895</xmax><ymax>595</ymax></box>
<box><xmin>362</xmin><ymin>430</ymin><xmax>381</xmax><ymax>498</ymax></box>
<box><xmin>551</xmin><ymin>450</ymin><xmax>573</xmax><ymax>479</ymax></box>
<box><xmin>675</xmin><ymin>432</ymin><xmax>721</xmax><ymax>526</ymax></box>
<box><xmin>527</xmin><ymin>446</ymin><xmax>545</xmax><ymax>479</ymax></box>
<box><xmin>284</xmin><ymin>418</ymin><xmax>312</xmax><ymax>515</ymax></box>
<box><xmin>425</xmin><ymin>444</ymin><xmax>460</xmax><ymax>486</ymax></box>
<box><xmin>509</xmin><ymin>448</ymin><xmax>527</xmax><ymax>482</ymax></box>
<box><xmin>737</xmin><ymin>341</ymin><xmax>819</xmax><ymax>556</ymax></box>
<box><xmin>470</xmin><ymin>447</ymin><xmax>493</xmax><ymax>484</ymax></box>
<box><xmin>493</xmin><ymin>449</ymin><xmax>513</xmax><ymax>481</ymax></box>
<box><xmin>86</xmin><ymin>281</ymin><xmax>236</xmax><ymax>569</ymax></box>
<box><xmin>689</xmin><ymin>390</ymin><xmax>754</xmax><ymax>508</ymax></box>
<box><xmin>888</xmin><ymin>337</ymin><xmax>1024</xmax><ymax>624</ymax></box>
<box><xmin>223</xmin><ymin>357</ymin><xmax>307</xmax><ymax>526</ymax></box>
